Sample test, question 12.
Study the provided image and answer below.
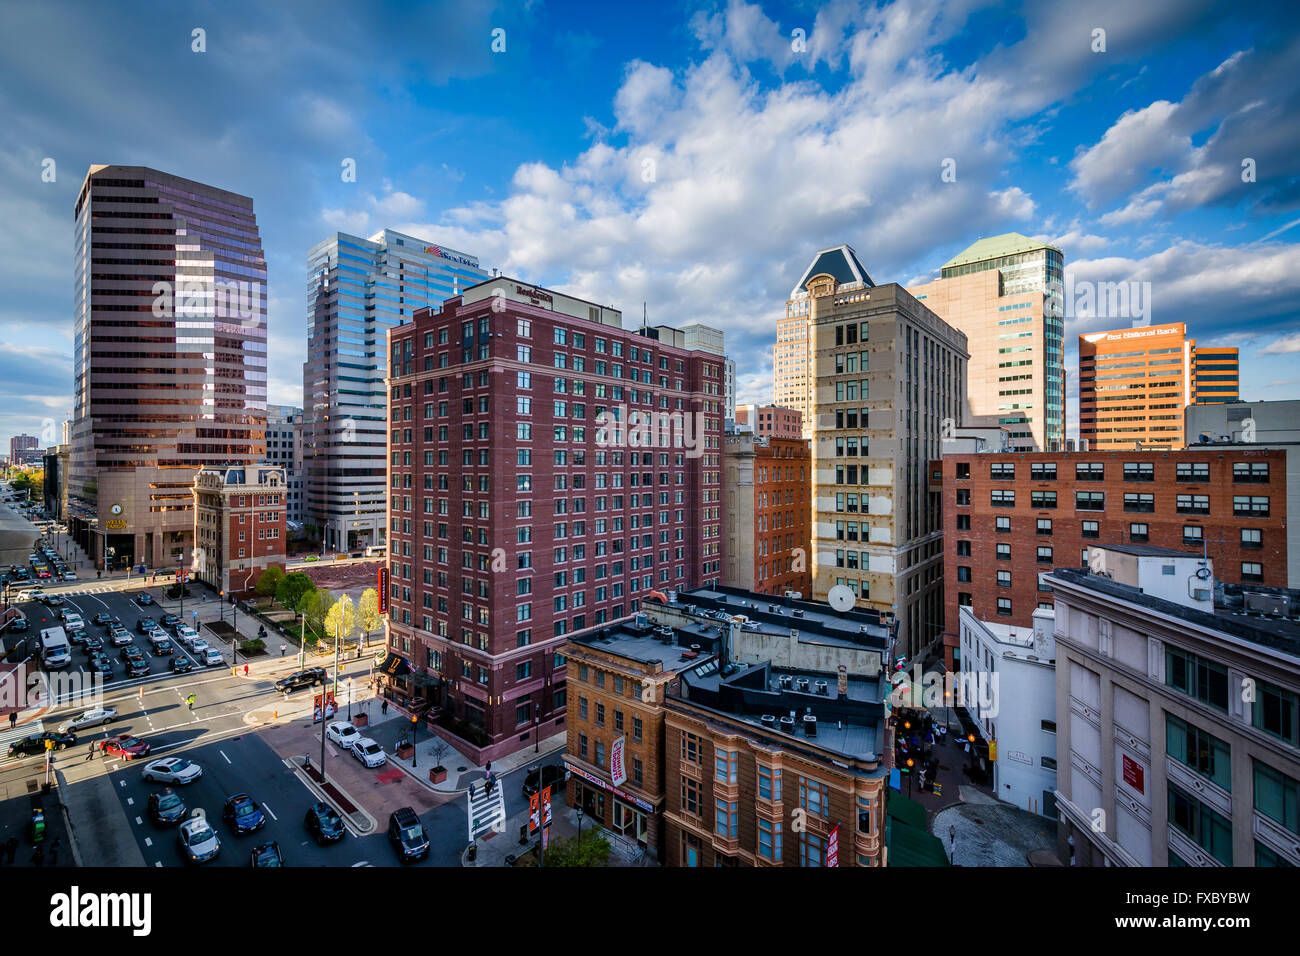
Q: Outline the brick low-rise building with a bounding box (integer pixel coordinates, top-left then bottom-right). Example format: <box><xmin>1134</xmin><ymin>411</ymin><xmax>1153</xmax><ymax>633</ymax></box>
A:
<box><xmin>383</xmin><ymin>278</ymin><xmax>725</xmax><ymax>763</ymax></box>
<box><xmin>192</xmin><ymin>464</ymin><xmax>287</xmax><ymax>596</ymax></box>
<box><xmin>937</xmin><ymin>448</ymin><xmax>1288</xmax><ymax>631</ymax></box>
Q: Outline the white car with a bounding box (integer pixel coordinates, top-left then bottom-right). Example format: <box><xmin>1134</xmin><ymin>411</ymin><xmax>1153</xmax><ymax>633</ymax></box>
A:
<box><xmin>142</xmin><ymin>757</ymin><xmax>203</xmax><ymax>785</ymax></box>
<box><xmin>177</xmin><ymin>817</ymin><xmax>220</xmax><ymax>864</ymax></box>
<box><xmin>63</xmin><ymin>613</ymin><xmax>85</xmax><ymax>630</ymax></box>
<box><xmin>350</xmin><ymin>737</ymin><xmax>387</xmax><ymax>768</ymax></box>
<box><xmin>200</xmin><ymin>647</ymin><xmax>223</xmax><ymax>667</ymax></box>
<box><xmin>62</xmin><ymin>570</ymin><xmax>78</xmax><ymax>581</ymax></box>
<box><xmin>56</xmin><ymin>706</ymin><xmax>118</xmax><ymax>733</ymax></box>
<box><xmin>175</xmin><ymin>625</ymin><xmax>199</xmax><ymax>643</ymax></box>
<box><xmin>325</xmin><ymin>721</ymin><xmax>361</xmax><ymax>749</ymax></box>
<box><xmin>186</xmin><ymin>637</ymin><xmax>209</xmax><ymax>655</ymax></box>
<box><xmin>16</xmin><ymin>589</ymin><xmax>43</xmax><ymax>602</ymax></box>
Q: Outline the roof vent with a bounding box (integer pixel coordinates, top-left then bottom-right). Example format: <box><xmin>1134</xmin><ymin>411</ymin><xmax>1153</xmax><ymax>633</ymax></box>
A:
<box><xmin>803</xmin><ymin>714</ymin><xmax>818</xmax><ymax>736</ymax></box>
<box><xmin>778</xmin><ymin>715</ymin><xmax>797</xmax><ymax>734</ymax></box>
<box><xmin>778</xmin><ymin>674</ymin><xmax>793</xmax><ymax>688</ymax></box>
<box><xmin>760</xmin><ymin>714</ymin><xmax>777</xmax><ymax>729</ymax></box>
<box><xmin>815</xmin><ymin>680</ymin><xmax>828</xmax><ymax>695</ymax></box>
<box><xmin>795</xmin><ymin>677</ymin><xmax>810</xmax><ymax>692</ymax></box>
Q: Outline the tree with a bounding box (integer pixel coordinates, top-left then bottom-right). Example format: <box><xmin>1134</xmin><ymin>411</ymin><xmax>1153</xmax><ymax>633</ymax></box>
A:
<box><xmin>275</xmin><ymin>571</ymin><xmax>315</xmax><ymax>610</ymax></box>
<box><xmin>358</xmin><ymin>588</ymin><xmax>381</xmax><ymax>649</ymax></box>
<box><xmin>542</xmin><ymin>829</ymin><xmax>610</xmax><ymax>867</ymax></box>
<box><xmin>255</xmin><ymin>565</ymin><xmax>285</xmax><ymax>598</ymax></box>
<box><xmin>323</xmin><ymin>595</ymin><xmax>356</xmax><ymax>644</ymax></box>
<box><xmin>429</xmin><ymin>736</ymin><xmax>450</xmax><ymax>770</ymax></box>
<box><xmin>300</xmin><ymin>589</ymin><xmax>331</xmax><ymax>637</ymax></box>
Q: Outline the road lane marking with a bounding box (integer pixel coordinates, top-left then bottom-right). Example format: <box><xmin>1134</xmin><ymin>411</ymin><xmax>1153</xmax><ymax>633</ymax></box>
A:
<box><xmin>144</xmin><ymin>838</ymin><xmax>152</xmax><ymax>847</ymax></box>
<box><xmin>220</xmin><ymin>750</ymin><xmax>231</xmax><ymax>764</ymax></box>
<box><xmin>135</xmin><ymin>816</ymin><xmax>142</xmax><ymax>825</ymax></box>
<box><xmin>155</xmin><ymin>861</ymin><xmax>162</xmax><ymax>867</ymax></box>
<box><xmin>126</xmin><ymin>797</ymin><xmax>134</xmax><ymax>806</ymax></box>
<box><xmin>262</xmin><ymin>802</ymin><xmax>277</xmax><ymax>821</ymax></box>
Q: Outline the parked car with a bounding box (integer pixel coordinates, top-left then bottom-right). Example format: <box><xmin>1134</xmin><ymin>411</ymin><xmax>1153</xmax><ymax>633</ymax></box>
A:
<box><xmin>350</xmin><ymin>737</ymin><xmax>387</xmax><ymax>768</ymax></box>
<box><xmin>7</xmin><ymin>731</ymin><xmax>77</xmax><ymax>757</ymax></box>
<box><xmin>223</xmin><ymin>794</ymin><xmax>267</xmax><ymax>835</ymax></box>
<box><xmin>92</xmin><ymin>612</ymin><xmax>113</xmax><ymax>626</ymax></box>
<box><xmin>148</xmin><ymin>788</ymin><xmax>188</xmax><ymax>826</ymax></box>
<box><xmin>142</xmin><ymin>757</ymin><xmax>202</xmax><ymax>785</ymax></box>
<box><xmin>249</xmin><ymin>841</ymin><xmax>283</xmax><ymax>867</ymax></box>
<box><xmin>174</xmin><ymin>625</ymin><xmax>199</xmax><ymax>644</ymax></box>
<box><xmin>522</xmin><ymin>763</ymin><xmax>568</xmax><ymax>798</ymax></box>
<box><xmin>199</xmin><ymin>647</ymin><xmax>224</xmax><ymax>667</ymax></box>
<box><xmin>61</xmin><ymin>612</ymin><xmax>84</xmax><ymax>629</ymax></box>
<box><xmin>274</xmin><ymin>667</ymin><xmax>327</xmax><ymax>693</ymax></box>
<box><xmin>325</xmin><ymin>721</ymin><xmax>361</xmax><ymax>749</ymax></box>
<box><xmin>177</xmin><ymin>817</ymin><xmax>220</xmax><ymax>864</ymax></box>
<box><xmin>61</xmin><ymin>570</ymin><xmax>78</xmax><ymax>581</ymax></box>
<box><xmin>387</xmin><ymin>807</ymin><xmax>429</xmax><ymax>863</ymax></box>
<box><xmin>100</xmin><ymin>735</ymin><xmax>151</xmax><ymax>759</ymax></box>
<box><xmin>56</xmin><ymin>707</ymin><xmax>118</xmax><ymax>733</ymax></box>
<box><xmin>304</xmin><ymin>801</ymin><xmax>346</xmax><ymax>845</ymax></box>
<box><xmin>169</xmin><ymin>656</ymin><xmax>194</xmax><ymax>674</ymax></box>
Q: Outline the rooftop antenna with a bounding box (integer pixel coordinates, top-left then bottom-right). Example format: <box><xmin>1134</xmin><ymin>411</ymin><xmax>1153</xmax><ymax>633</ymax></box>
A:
<box><xmin>642</xmin><ymin>301</ymin><xmax>648</xmax><ymax>331</ymax></box>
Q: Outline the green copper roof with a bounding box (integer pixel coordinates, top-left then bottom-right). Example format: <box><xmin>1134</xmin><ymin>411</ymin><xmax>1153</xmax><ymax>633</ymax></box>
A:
<box><xmin>941</xmin><ymin>232</ymin><xmax>1060</xmax><ymax>270</ymax></box>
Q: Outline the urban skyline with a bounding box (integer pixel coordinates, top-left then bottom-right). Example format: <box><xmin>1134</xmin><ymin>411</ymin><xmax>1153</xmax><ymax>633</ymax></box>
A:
<box><xmin>3</xmin><ymin>1</ymin><xmax>1300</xmax><ymax>444</ymax></box>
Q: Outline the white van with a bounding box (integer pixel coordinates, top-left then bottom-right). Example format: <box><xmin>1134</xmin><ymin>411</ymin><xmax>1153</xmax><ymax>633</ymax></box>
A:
<box><xmin>39</xmin><ymin>626</ymin><xmax>71</xmax><ymax>669</ymax></box>
<box><xmin>63</xmin><ymin>612</ymin><xmax>85</xmax><ymax>631</ymax></box>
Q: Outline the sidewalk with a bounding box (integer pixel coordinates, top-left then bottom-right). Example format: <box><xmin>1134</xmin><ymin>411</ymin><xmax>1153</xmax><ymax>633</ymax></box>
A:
<box><xmin>463</xmin><ymin>804</ymin><xmax>653</xmax><ymax>867</ymax></box>
<box><xmin>363</xmin><ymin>714</ymin><xmax>566</xmax><ymax>794</ymax></box>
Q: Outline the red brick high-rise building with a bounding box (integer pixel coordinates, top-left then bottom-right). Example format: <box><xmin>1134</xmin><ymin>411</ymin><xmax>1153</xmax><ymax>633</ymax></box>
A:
<box><xmin>383</xmin><ymin>278</ymin><xmax>725</xmax><ymax>763</ymax></box>
<box><xmin>724</xmin><ymin>430</ymin><xmax>811</xmax><ymax>597</ymax></box>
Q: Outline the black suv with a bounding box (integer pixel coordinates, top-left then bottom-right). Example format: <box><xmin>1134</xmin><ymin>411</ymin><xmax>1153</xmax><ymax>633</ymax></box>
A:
<box><xmin>274</xmin><ymin>667</ymin><xmax>328</xmax><ymax>693</ymax></box>
<box><xmin>159</xmin><ymin>614</ymin><xmax>180</xmax><ymax>628</ymax></box>
<box><xmin>522</xmin><ymin>763</ymin><xmax>567</xmax><ymax>798</ymax></box>
<box><xmin>148</xmin><ymin>788</ymin><xmax>188</xmax><ymax>827</ymax></box>
<box><xmin>136</xmin><ymin>617</ymin><xmax>157</xmax><ymax>634</ymax></box>
<box><xmin>387</xmin><ymin>807</ymin><xmax>429</xmax><ymax>863</ymax></box>
<box><xmin>92</xmin><ymin>612</ymin><xmax>113</xmax><ymax>626</ymax></box>
<box><xmin>136</xmin><ymin>593</ymin><xmax>155</xmax><ymax>607</ymax></box>
<box><xmin>304</xmin><ymin>801</ymin><xmax>346</xmax><ymax>845</ymax></box>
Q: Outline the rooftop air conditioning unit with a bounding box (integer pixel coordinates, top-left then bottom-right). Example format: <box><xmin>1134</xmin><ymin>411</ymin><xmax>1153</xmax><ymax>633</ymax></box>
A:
<box><xmin>795</xmin><ymin>677</ymin><xmax>810</xmax><ymax>692</ymax></box>
<box><xmin>815</xmin><ymin>680</ymin><xmax>828</xmax><ymax>695</ymax></box>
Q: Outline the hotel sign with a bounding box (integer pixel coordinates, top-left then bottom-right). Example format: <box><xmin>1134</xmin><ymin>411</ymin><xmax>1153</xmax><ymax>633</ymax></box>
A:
<box><xmin>515</xmin><ymin>284</ymin><xmax>554</xmax><ymax>306</ymax></box>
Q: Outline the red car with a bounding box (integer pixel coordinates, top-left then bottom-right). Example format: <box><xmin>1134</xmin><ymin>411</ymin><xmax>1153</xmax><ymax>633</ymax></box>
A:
<box><xmin>100</xmin><ymin>735</ymin><xmax>151</xmax><ymax>760</ymax></box>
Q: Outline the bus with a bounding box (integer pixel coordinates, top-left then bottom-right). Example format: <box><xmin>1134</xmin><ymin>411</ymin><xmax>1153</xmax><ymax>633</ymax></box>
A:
<box><xmin>364</xmin><ymin>545</ymin><xmax>387</xmax><ymax>558</ymax></box>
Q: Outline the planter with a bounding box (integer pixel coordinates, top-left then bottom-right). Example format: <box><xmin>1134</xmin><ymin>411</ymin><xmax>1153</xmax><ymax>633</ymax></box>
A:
<box><xmin>353</xmin><ymin>713</ymin><xmax>368</xmax><ymax>728</ymax></box>
<box><xmin>429</xmin><ymin>766</ymin><xmax>447</xmax><ymax>784</ymax></box>
<box><xmin>396</xmin><ymin>744</ymin><xmax>414</xmax><ymax>760</ymax></box>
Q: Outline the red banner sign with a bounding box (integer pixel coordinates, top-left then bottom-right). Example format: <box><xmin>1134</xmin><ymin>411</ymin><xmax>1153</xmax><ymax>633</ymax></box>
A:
<box><xmin>828</xmin><ymin>823</ymin><xmax>839</xmax><ymax>868</ymax></box>
<box><xmin>1122</xmin><ymin>754</ymin><xmax>1144</xmax><ymax>794</ymax></box>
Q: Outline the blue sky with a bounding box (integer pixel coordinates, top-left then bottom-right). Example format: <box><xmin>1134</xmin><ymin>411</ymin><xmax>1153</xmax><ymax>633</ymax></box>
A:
<box><xmin>1</xmin><ymin>0</ymin><xmax>1298</xmax><ymax>442</ymax></box>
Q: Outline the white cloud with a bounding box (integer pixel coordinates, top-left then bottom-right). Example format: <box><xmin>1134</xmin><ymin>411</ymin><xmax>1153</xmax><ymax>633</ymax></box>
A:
<box><xmin>1260</xmin><ymin>331</ymin><xmax>1300</xmax><ymax>355</ymax></box>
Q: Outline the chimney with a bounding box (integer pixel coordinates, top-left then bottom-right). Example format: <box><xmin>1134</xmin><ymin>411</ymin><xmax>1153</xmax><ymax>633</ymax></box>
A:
<box><xmin>837</xmin><ymin>664</ymin><xmax>848</xmax><ymax>699</ymax></box>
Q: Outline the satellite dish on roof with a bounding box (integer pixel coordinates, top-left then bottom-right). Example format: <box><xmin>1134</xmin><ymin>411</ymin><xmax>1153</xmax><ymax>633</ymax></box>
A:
<box><xmin>827</xmin><ymin>585</ymin><xmax>855</xmax><ymax>613</ymax></box>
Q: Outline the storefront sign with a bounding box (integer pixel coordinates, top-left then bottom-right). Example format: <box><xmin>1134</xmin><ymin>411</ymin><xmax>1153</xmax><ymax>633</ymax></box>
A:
<box><xmin>563</xmin><ymin>760</ymin><xmax>653</xmax><ymax>813</ymax></box>
<box><xmin>828</xmin><ymin>823</ymin><xmax>839</xmax><ymax>868</ymax></box>
<box><xmin>610</xmin><ymin>735</ymin><xmax>627</xmax><ymax>787</ymax></box>
<box><xmin>542</xmin><ymin>786</ymin><xmax>552</xmax><ymax>828</ymax></box>
<box><xmin>377</xmin><ymin>566</ymin><xmax>388</xmax><ymax>614</ymax></box>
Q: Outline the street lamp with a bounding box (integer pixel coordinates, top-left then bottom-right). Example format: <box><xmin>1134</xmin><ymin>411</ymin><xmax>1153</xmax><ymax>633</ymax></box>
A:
<box><xmin>534</xmin><ymin>715</ymin><xmax>540</xmax><ymax>753</ymax></box>
<box><xmin>576</xmin><ymin>807</ymin><xmax>583</xmax><ymax>843</ymax></box>
<box><xmin>905</xmin><ymin>757</ymin><xmax>914</xmax><ymax>799</ymax></box>
<box><xmin>411</xmin><ymin>714</ymin><xmax>419</xmax><ymax>768</ymax></box>
<box><xmin>949</xmin><ymin>824</ymin><xmax>957</xmax><ymax>863</ymax></box>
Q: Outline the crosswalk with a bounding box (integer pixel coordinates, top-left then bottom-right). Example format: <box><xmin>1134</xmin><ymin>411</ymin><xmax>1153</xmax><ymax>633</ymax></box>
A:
<box><xmin>466</xmin><ymin>782</ymin><xmax>506</xmax><ymax>842</ymax></box>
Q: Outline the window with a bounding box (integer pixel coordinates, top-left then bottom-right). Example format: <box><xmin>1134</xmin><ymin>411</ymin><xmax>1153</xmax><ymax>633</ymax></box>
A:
<box><xmin>997</xmin><ymin>597</ymin><xmax>1012</xmax><ymax>616</ymax></box>
<box><xmin>1177</xmin><ymin>494</ymin><xmax>1210</xmax><ymax>515</ymax></box>
<box><xmin>1036</xmin><ymin>546</ymin><xmax>1053</xmax><ymax>564</ymax></box>
<box><xmin>990</xmin><ymin>462</ymin><xmax>1015</xmax><ymax>480</ymax></box>
<box><xmin>799</xmin><ymin>777</ymin><xmax>829</xmax><ymax>817</ymax></box>
<box><xmin>681</xmin><ymin>732</ymin><xmax>702</xmax><ymax>764</ymax></box>
<box><xmin>995</xmin><ymin>516</ymin><xmax>1011</xmax><ymax>533</ymax></box>
<box><xmin>1233</xmin><ymin>461</ymin><xmax>1270</xmax><ymax>483</ymax></box>
<box><xmin>715</xmin><ymin>750</ymin><xmax>737</xmax><ymax>783</ymax></box>
<box><xmin>1167</xmin><ymin>714</ymin><xmax>1232</xmax><ymax>791</ymax></box>
<box><xmin>956</xmin><ymin>515</ymin><xmax>971</xmax><ymax>531</ymax></box>
<box><xmin>1184</xmin><ymin>525</ymin><xmax>1204</xmax><ymax>546</ymax></box>
<box><xmin>955</xmin><ymin>489</ymin><xmax>970</xmax><ymax>506</ymax></box>
<box><xmin>1036</xmin><ymin>518</ymin><xmax>1053</xmax><ymax>535</ymax></box>
<box><xmin>1241</xmin><ymin>562</ymin><xmax>1264</xmax><ymax>583</ymax></box>
<box><xmin>799</xmin><ymin>833</ymin><xmax>826</xmax><ymax>867</ymax></box>
<box><xmin>1253</xmin><ymin>760</ymin><xmax>1299</xmax><ymax>836</ymax></box>
<box><xmin>955</xmin><ymin>462</ymin><xmax>971</xmax><ymax>480</ymax></box>
<box><xmin>1031</xmin><ymin>491</ymin><xmax>1057</xmax><ymax>509</ymax></box>
<box><xmin>1234</xmin><ymin>495</ymin><xmax>1270</xmax><ymax>518</ymax></box>
<box><xmin>996</xmin><ymin>543</ymin><xmax>1011</xmax><ymax>561</ymax></box>
<box><xmin>1129</xmin><ymin>523</ymin><xmax>1149</xmax><ymax>543</ymax></box>
<box><xmin>1165</xmin><ymin>647</ymin><xmax>1228</xmax><ymax>711</ymax></box>
<box><xmin>1177</xmin><ymin>462</ymin><xmax>1210</xmax><ymax>483</ymax></box>
<box><xmin>1076</xmin><ymin>462</ymin><xmax>1104</xmax><ymax>481</ymax></box>
<box><xmin>1031</xmin><ymin>462</ymin><xmax>1057</xmax><ymax>481</ymax></box>
<box><xmin>1168</xmin><ymin>784</ymin><xmax>1233</xmax><ymax>866</ymax></box>
<box><xmin>1075</xmin><ymin>491</ymin><xmax>1105</xmax><ymax>511</ymax></box>
<box><xmin>1123</xmin><ymin>493</ymin><xmax>1155</xmax><ymax>513</ymax></box>
<box><xmin>991</xmin><ymin>490</ymin><xmax>1015</xmax><ymax>508</ymax></box>
<box><xmin>715</xmin><ymin>800</ymin><xmax>738</xmax><ymax>838</ymax></box>
<box><xmin>1081</xmin><ymin>520</ymin><xmax>1099</xmax><ymax>539</ymax></box>
<box><xmin>757</xmin><ymin>765</ymin><xmax>782</xmax><ymax>802</ymax></box>
<box><xmin>1242</xmin><ymin>528</ymin><xmax>1262</xmax><ymax>549</ymax></box>
<box><xmin>681</xmin><ymin>777</ymin><xmax>701</xmax><ymax>815</ymax></box>
<box><xmin>757</xmin><ymin>818</ymin><xmax>782</xmax><ymax>861</ymax></box>
<box><xmin>996</xmin><ymin>570</ymin><xmax>1011</xmax><ymax>587</ymax></box>
<box><xmin>1253</xmin><ymin>681</ymin><xmax>1299</xmax><ymax>748</ymax></box>
<box><xmin>1124</xmin><ymin>461</ymin><xmax>1154</xmax><ymax>482</ymax></box>
<box><xmin>957</xmin><ymin>566</ymin><xmax>971</xmax><ymax>582</ymax></box>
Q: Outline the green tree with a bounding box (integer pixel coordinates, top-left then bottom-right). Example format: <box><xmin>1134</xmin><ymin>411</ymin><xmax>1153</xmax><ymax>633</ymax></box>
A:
<box><xmin>542</xmin><ymin>829</ymin><xmax>611</xmax><ymax>867</ymax></box>
<box><xmin>275</xmin><ymin>571</ymin><xmax>315</xmax><ymax>610</ymax></box>
<box><xmin>358</xmin><ymin>588</ymin><xmax>381</xmax><ymax>648</ymax></box>
<box><xmin>300</xmin><ymin>589</ymin><xmax>331</xmax><ymax>636</ymax></box>
<box><xmin>323</xmin><ymin>594</ymin><xmax>356</xmax><ymax>644</ymax></box>
<box><xmin>255</xmin><ymin>565</ymin><xmax>286</xmax><ymax>598</ymax></box>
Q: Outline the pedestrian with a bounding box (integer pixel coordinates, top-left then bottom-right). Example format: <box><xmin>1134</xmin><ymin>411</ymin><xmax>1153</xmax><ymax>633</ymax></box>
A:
<box><xmin>381</xmin><ymin>699</ymin><xmax>388</xmax><ymax>716</ymax></box>
<box><xmin>4</xmin><ymin>838</ymin><xmax>17</xmax><ymax>865</ymax></box>
<box><xmin>96</xmin><ymin>570</ymin><xmax>101</xmax><ymax>580</ymax></box>
<box><xmin>186</xmin><ymin>694</ymin><xmax>195</xmax><ymax>711</ymax></box>
<box><xmin>468</xmin><ymin>782</ymin><xmax>475</xmax><ymax>798</ymax></box>
<box><xmin>30</xmin><ymin>845</ymin><xmax>44</xmax><ymax>867</ymax></box>
<box><xmin>85</xmin><ymin>741</ymin><xmax>96</xmax><ymax>761</ymax></box>
<box><xmin>8</xmin><ymin>711</ymin><xmax>15</xmax><ymax>729</ymax></box>
<box><xmin>279</xmin><ymin>643</ymin><xmax>286</xmax><ymax>657</ymax></box>
<box><xmin>243</xmin><ymin>664</ymin><xmax>249</xmax><ymax>677</ymax></box>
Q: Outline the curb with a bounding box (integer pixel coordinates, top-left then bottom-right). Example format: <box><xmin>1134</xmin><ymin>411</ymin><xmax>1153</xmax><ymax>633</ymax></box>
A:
<box><xmin>284</xmin><ymin>755</ymin><xmax>376</xmax><ymax>835</ymax></box>
<box><xmin>389</xmin><ymin>739</ymin><xmax>569</xmax><ymax>796</ymax></box>
<box><xmin>53</xmin><ymin>769</ymin><xmax>84</xmax><ymax>868</ymax></box>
